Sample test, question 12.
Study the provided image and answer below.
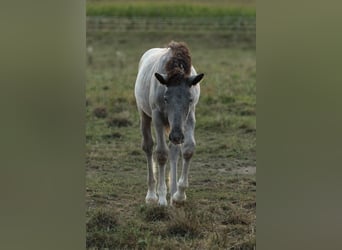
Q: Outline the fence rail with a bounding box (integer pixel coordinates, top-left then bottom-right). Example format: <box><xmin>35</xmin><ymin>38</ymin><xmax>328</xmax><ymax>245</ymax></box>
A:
<box><xmin>86</xmin><ymin>16</ymin><xmax>256</xmax><ymax>34</ymax></box>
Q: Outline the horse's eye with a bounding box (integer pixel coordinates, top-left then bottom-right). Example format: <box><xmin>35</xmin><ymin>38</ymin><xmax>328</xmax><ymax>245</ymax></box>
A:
<box><xmin>164</xmin><ymin>97</ymin><xmax>168</xmax><ymax>103</ymax></box>
<box><xmin>189</xmin><ymin>98</ymin><xmax>193</xmax><ymax>103</ymax></box>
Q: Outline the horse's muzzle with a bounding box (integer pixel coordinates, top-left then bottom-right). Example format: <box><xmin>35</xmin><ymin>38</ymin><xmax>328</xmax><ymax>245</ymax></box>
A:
<box><xmin>169</xmin><ymin>130</ymin><xmax>184</xmax><ymax>145</ymax></box>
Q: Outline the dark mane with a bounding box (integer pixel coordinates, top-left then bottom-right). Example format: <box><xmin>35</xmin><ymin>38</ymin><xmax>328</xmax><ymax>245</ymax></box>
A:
<box><xmin>165</xmin><ymin>41</ymin><xmax>191</xmax><ymax>83</ymax></box>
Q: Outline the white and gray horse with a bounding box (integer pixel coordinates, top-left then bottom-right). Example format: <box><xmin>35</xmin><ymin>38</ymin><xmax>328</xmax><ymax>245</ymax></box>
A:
<box><xmin>134</xmin><ymin>41</ymin><xmax>204</xmax><ymax>206</ymax></box>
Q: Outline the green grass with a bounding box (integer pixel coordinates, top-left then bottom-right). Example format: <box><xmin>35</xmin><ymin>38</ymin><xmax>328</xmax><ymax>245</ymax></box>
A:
<box><xmin>87</xmin><ymin>2</ymin><xmax>256</xmax><ymax>17</ymax></box>
<box><xmin>86</xmin><ymin>20</ymin><xmax>255</xmax><ymax>249</ymax></box>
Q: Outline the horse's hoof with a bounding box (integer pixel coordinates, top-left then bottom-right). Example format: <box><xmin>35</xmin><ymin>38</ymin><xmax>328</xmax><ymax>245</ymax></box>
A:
<box><xmin>145</xmin><ymin>193</ymin><xmax>158</xmax><ymax>204</ymax></box>
<box><xmin>171</xmin><ymin>192</ymin><xmax>186</xmax><ymax>206</ymax></box>
<box><xmin>158</xmin><ymin>198</ymin><xmax>168</xmax><ymax>206</ymax></box>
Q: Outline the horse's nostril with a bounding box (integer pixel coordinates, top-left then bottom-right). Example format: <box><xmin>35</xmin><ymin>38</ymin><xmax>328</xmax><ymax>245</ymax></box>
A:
<box><xmin>169</xmin><ymin>130</ymin><xmax>184</xmax><ymax>144</ymax></box>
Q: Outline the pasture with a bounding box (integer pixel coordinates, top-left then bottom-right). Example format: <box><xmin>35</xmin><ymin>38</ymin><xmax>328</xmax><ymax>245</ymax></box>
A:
<box><xmin>86</xmin><ymin>14</ymin><xmax>256</xmax><ymax>249</ymax></box>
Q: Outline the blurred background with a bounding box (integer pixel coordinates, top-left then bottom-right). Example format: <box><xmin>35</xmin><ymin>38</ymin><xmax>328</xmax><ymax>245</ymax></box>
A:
<box><xmin>86</xmin><ymin>0</ymin><xmax>256</xmax><ymax>249</ymax></box>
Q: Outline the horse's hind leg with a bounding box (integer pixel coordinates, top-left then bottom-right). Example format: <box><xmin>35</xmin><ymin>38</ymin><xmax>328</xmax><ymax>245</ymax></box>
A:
<box><xmin>140</xmin><ymin>110</ymin><xmax>157</xmax><ymax>204</ymax></box>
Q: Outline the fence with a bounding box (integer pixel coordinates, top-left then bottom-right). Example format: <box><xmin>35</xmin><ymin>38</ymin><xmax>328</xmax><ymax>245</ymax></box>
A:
<box><xmin>86</xmin><ymin>16</ymin><xmax>256</xmax><ymax>35</ymax></box>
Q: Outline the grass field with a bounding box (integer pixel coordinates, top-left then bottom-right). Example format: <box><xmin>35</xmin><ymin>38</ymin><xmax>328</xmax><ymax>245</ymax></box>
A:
<box><xmin>86</xmin><ymin>13</ymin><xmax>256</xmax><ymax>249</ymax></box>
<box><xmin>86</xmin><ymin>0</ymin><xmax>256</xmax><ymax>17</ymax></box>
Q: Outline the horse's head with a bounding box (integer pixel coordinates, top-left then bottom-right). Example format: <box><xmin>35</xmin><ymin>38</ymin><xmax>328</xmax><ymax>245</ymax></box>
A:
<box><xmin>154</xmin><ymin>72</ymin><xmax>204</xmax><ymax>145</ymax></box>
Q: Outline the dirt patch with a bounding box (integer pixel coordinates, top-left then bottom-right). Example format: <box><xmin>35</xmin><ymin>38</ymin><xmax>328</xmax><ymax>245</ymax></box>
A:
<box><xmin>93</xmin><ymin>106</ymin><xmax>107</xmax><ymax>118</ymax></box>
<box><xmin>217</xmin><ymin>166</ymin><xmax>256</xmax><ymax>175</ymax></box>
<box><xmin>229</xmin><ymin>166</ymin><xmax>256</xmax><ymax>175</ymax></box>
<box><xmin>107</xmin><ymin>117</ymin><xmax>132</xmax><ymax>127</ymax></box>
<box><xmin>102</xmin><ymin>132</ymin><xmax>123</xmax><ymax>140</ymax></box>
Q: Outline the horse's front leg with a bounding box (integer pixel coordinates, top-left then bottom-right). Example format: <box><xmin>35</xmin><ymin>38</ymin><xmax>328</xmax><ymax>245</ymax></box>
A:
<box><xmin>172</xmin><ymin>112</ymin><xmax>196</xmax><ymax>204</ymax></box>
<box><xmin>152</xmin><ymin>110</ymin><xmax>169</xmax><ymax>206</ymax></box>
<box><xmin>169</xmin><ymin>143</ymin><xmax>180</xmax><ymax>205</ymax></box>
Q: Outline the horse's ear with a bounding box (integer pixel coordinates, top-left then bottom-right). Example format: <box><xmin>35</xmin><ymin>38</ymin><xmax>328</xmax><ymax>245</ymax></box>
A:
<box><xmin>188</xmin><ymin>73</ymin><xmax>204</xmax><ymax>86</ymax></box>
<box><xmin>154</xmin><ymin>73</ymin><xmax>168</xmax><ymax>85</ymax></box>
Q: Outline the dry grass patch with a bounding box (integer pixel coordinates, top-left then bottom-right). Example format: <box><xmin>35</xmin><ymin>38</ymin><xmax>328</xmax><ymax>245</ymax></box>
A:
<box><xmin>165</xmin><ymin>205</ymin><xmax>204</xmax><ymax>238</ymax></box>
<box><xmin>107</xmin><ymin>111</ymin><xmax>132</xmax><ymax>127</ymax></box>
<box><xmin>140</xmin><ymin>204</ymin><xmax>171</xmax><ymax>222</ymax></box>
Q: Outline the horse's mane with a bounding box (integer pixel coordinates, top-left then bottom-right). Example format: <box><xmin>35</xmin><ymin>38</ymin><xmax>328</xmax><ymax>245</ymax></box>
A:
<box><xmin>165</xmin><ymin>41</ymin><xmax>191</xmax><ymax>83</ymax></box>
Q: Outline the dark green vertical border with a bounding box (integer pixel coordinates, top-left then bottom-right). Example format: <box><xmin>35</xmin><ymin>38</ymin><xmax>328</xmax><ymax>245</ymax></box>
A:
<box><xmin>258</xmin><ymin>1</ymin><xmax>342</xmax><ymax>249</ymax></box>
<box><xmin>0</xmin><ymin>1</ymin><xmax>85</xmax><ymax>249</ymax></box>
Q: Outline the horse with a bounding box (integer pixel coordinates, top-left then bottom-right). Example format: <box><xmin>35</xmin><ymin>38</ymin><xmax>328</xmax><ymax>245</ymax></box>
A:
<box><xmin>134</xmin><ymin>41</ymin><xmax>204</xmax><ymax>206</ymax></box>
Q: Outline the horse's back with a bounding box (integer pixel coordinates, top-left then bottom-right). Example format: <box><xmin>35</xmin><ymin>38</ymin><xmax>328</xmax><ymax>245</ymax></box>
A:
<box><xmin>135</xmin><ymin>48</ymin><xmax>169</xmax><ymax>117</ymax></box>
<box><xmin>139</xmin><ymin>48</ymin><xmax>167</xmax><ymax>69</ymax></box>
